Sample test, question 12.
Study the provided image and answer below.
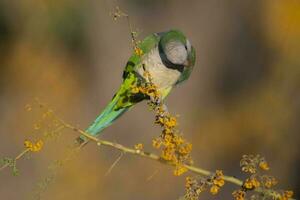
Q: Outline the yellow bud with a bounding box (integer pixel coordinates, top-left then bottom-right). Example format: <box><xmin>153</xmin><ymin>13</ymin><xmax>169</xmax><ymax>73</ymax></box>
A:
<box><xmin>134</xmin><ymin>143</ymin><xmax>143</xmax><ymax>151</ymax></box>
<box><xmin>24</xmin><ymin>139</ymin><xmax>43</xmax><ymax>152</ymax></box>
<box><xmin>259</xmin><ymin>161</ymin><xmax>270</xmax><ymax>171</ymax></box>
<box><xmin>173</xmin><ymin>165</ymin><xmax>188</xmax><ymax>176</ymax></box>
<box><xmin>232</xmin><ymin>190</ymin><xmax>245</xmax><ymax>200</ymax></box>
<box><xmin>214</xmin><ymin>179</ymin><xmax>225</xmax><ymax>187</ymax></box>
<box><xmin>210</xmin><ymin>185</ymin><xmax>219</xmax><ymax>195</ymax></box>
<box><xmin>24</xmin><ymin>140</ymin><xmax>33</xmax><ymax>149</ymax></box>
<box><xmin>243</xmin><ymin>178</ymin><xmax>260</xmax><ymax>189</ymax></box>
<box><xmin>134</xmin><ymin>47</ymin><xmax>143</xmax><ymax>56</ymax></box>
<box><xmin>152</xmin><ymin>139</ymin><xmax>162</xmax><ymax>149</ymax></box>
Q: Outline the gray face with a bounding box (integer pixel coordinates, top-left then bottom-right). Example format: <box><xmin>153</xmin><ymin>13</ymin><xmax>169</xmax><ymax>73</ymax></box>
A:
<box><xmin>164</xmin><ymin>40</ymin><xmax>188</xmax><ymax>65</ymax></box>
<box><xmin>186</xmin><ymin>39</ymin><xmax>192</xmax><ymax>53</ymax></box>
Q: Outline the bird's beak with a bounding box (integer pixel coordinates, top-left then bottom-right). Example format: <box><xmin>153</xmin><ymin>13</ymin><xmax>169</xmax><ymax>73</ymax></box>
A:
<box><xmin>183</xmin><ymin>60</ymin><xmax>189</xmax><ymax>67</ymax></box>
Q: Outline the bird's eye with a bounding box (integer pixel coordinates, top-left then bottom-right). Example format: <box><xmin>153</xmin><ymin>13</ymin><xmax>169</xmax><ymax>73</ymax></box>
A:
<box><xmin>184</xmin><ymin>45</ymin><xmax>188</xmax><ymax>50</ymax></box>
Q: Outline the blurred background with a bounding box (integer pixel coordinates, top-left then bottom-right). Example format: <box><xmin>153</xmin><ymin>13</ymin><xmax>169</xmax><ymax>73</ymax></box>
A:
<box><xmin>0</xmin><ymin>0</ymin><xmax>299</xmax><ymax>199</ymax></box>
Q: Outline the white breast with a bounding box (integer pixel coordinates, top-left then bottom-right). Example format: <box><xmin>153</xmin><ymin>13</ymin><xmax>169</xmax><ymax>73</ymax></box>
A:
<box><xmin>136</xmin><ymin>46</ymin><xmax>181</xmax><ymax>90</ymax></box>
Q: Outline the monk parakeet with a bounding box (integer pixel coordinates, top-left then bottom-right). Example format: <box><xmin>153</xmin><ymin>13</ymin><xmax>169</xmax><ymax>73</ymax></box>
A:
<box><xmin>77</xmin><ymin>29</ymin><xmax>196</xmax><ymax>144</ymax></box>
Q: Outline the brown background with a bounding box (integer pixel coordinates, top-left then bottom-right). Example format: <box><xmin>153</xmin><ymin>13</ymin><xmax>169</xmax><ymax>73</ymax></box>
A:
<box><xmin>0</xmin><ymin>0</ymin><xmax>299</xmax><ymax>199</ymax></box>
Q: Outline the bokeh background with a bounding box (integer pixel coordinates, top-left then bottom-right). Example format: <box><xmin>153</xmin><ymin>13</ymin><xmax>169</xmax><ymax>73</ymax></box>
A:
<box><xmin>0</xmin><ymin>0</ymin><xmax>299</xmax><ymax>199</ymax></box>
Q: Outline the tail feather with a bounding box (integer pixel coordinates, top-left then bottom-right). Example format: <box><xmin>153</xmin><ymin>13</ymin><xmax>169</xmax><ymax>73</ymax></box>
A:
<box><xmin>86</xmin><ymin>97</ymin><xmax>125</xmax><ymax>135</ymax></box>
<box><xmin>76</xmin><ymin>90</ymin><xmax>129</xmax><ymax>144</ymax></box>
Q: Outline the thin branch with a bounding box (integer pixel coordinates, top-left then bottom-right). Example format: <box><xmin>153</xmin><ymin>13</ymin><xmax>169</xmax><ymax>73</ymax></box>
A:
<box><xmin>146</xmin><ymin>169</ymin><xmax>159</xmax><ymax>182</ymax></box>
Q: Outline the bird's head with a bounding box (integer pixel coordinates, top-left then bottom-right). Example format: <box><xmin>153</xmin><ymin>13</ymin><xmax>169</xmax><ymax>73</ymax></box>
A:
<box><xmin>158</xmin><ymin>29</ymin><xmax>196</xmax><ymax>74</ymax></box>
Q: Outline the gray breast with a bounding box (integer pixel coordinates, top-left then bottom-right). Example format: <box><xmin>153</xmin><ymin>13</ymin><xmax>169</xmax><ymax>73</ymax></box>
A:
<box><xmin>136</xmin><ymin>46</ymin><xmax>181</xmax><ymax>90</ymax></box>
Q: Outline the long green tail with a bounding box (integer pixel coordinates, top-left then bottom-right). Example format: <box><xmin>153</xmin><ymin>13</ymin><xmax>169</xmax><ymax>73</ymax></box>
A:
<box><xmin>77</xmin><ymin>90</ymin><xmax>128</xmax><ymax>144</ymax></box>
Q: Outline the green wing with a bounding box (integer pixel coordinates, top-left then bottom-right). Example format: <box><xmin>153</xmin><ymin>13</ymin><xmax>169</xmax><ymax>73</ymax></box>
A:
<box><xmin>123</xmin><ymin>33</ymin><xmax>160</xmax><ymax>78</ymax></box>
<box><xmin>115</xmin><ymin>33</ymin><xmax>161</xmax><ymax>109</ymax></box>
<box><xmin>78</xmin><ymin>33</ymin><xmax>161</xmax><ymax>141</ymax></box>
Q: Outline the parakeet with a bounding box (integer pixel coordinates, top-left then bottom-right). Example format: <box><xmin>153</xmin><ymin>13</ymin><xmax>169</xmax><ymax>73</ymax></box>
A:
<box><xmin>77</xmin><ymin>29</ymin><xmax>196</xmax><ymax>144</ymax></box>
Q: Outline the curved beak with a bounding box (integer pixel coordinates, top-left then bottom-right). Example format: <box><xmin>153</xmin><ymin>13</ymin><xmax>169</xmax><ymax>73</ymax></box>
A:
<box><xmin>183</xmin><ymin>60</ymin><xmax>189</xmax><ymax>67</ymax></box>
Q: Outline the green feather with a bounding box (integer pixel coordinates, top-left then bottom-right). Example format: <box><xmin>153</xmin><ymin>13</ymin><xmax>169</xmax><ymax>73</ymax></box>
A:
<box><xmin>80</xmin><ymin>72</ymin><xmax>140</xmax><ymax>138</ymax></box>
<box><xmin>159</xmin><ymin>29</ymin><xmax>187</xmax><ymax>49</ymax></box>
<box><xmin>176</xmin><ymin>46</ymin><xmax>196</xmax><ymax>84</ymax></box>
<box><xmin>124</xmin><ymin>33</ymin><xmax>160</xmax><ymax>75</ymax></box>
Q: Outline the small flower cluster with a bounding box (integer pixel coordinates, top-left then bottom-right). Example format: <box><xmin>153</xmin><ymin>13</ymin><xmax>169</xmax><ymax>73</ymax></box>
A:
<box><xmin>26</xmin><ymin>102</ymin><xmax>64</xmax><ymax>141</ymax></box>
<box><xmin>243</xmin><ymin>177</ymin><xmax>260</xmax><ymax>190</ymax></box>
<box><xmin>134</xmin><ymin>143</ymin><xmax>144</xmax><ymax>153</ymax></box>
<box><xmin>278</xmin><ymin>191</ymin><xmax>294</xmax><ymax>200</ymax></box>
<box><xmin>210</xmin><ymin>170</ymin><xmax>225</xmax><ymax>195</ymax></box>
<box><xmin>185</xmin><ymin>176</ymin><xmax>207</xmax><ymax>200</ymax></box>
<box><xmin>134</xmin><ymin>46</ymin><xmax>143</xmax><ymax>56</ymax></box>
<box><xmin>232</xmin><ymin>155</ymin><xmax>271</xmax><ymax>200</ymax></box>
<box><xmin>232</xmin><ymin>190</ymin><xmax>246</xmax><ymax>200</ymax></box>
<box><xmin>232</xmin><ymin>155</ymin><xmax>294</xmax><ymax>200</ymax></box>
<box><xmin>246</xmin><ymin>190</ymin><xmax>294</xmax><ymax>200</ymax></box>
<box><xmin>153</xmin><ymin>110</ymin><xmax>193</xmax><ymax>176</ymax></box>
<box><xmin>260</xmin><ymin>175</ymin><xmax>278</xmax><ymax>188</ymax></box>
<box><xmin>22</xmin><ymin>102</ymin><xmax>64</xmax><ymax>153</ymax></box>
<box><xmin>110</xmin><ymin>6</ymin><xmax>143</xmax><ymax>58</ymax></box>
<box><xmin>132</xmin><ymin>70</ymin><xmax>193</xmax><ymax>176</ymax></box>
<box><xmin>0</xmin><ymin>101</ymin><xmax>66</xmax><ymax>176</ymax></box>
<box><xmin>110</xmin><ymin>6</ymin><xmax>128</xmax><ymax>21</ymax></box>
<box><xmin>241</xmin><ymin>155</ymin><xmax>274</xmax><ymax>191</ymax></box>
<box><xmin>24</xmin><ymin>139</ymin><xmax>44</xmax><ymax>152</ymax></box>
<box><xmin>185</xmin><ymin>170</ymin><xmax>225</xmax><ymax>199</ymax></box>
<box><xmin>240</xmin><ymin>154</ymin><xmax>270</xmax><ymax>174</ymax></box>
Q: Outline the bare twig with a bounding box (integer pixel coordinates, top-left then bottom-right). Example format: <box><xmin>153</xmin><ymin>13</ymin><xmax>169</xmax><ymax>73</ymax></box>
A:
<box><xmin>146</xmin><ymin>169</ymin><xmax>159</xmax><ymax>182</ymax></box>
<box><xmin>105</xmin><ymin>152</ymin><xmax>124</xmax><ymax>176</ymax></box>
